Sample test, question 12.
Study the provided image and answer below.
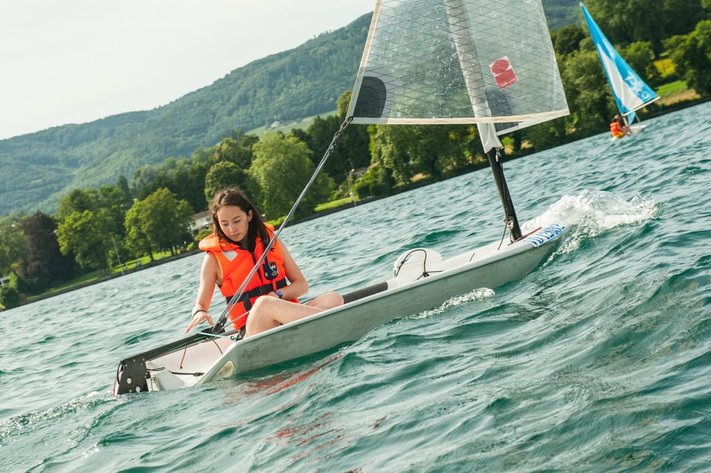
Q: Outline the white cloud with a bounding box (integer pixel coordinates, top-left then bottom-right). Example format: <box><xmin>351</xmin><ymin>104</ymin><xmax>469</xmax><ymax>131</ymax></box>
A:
<box><xmin>0</xmin><ymin>0</ymin><xmax>371</xmax><ymax>140</ymax></box>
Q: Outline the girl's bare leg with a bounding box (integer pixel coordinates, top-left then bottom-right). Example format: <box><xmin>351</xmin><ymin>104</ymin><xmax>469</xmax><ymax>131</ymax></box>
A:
<box><xmin>245</xmin><ymin>291</ymin><xmax>344</xmax><ymax>337</ymax></box>
<box><xmin>305</xmin><ymin>291</ymin><xmax>344</xmax><ymax>309</ymax></box>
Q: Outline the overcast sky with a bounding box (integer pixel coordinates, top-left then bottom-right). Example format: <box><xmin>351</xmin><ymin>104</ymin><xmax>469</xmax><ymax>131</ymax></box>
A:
<box><xmin>0</xmin><ymin>0</ymin><xmax>372</xmax><ymax>140</ymax></box>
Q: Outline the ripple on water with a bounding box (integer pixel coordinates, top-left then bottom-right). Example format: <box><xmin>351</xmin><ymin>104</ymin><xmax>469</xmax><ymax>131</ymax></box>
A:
<box><xmin>2</xmin><ymin>103</ymin><xmax>711</xmax><ymax>471</ymax></box>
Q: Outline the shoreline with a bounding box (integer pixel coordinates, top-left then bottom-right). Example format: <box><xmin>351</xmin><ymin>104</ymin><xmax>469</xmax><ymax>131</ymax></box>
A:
<box><xmin>7</xmin><ymin>97</ymin><xmax>709</xmax><ymax>310</ymax></box>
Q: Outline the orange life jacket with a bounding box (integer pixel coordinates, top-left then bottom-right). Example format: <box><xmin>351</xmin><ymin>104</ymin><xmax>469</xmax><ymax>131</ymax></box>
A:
<box><xmin>199</xmin><ymin>226</ymin><xmax>295</xmax><ymax>330</ymax></box>
<box><xmin>610</xmin><ymin>120</ymin><xmax>624</xmax><ymax>138</ymax></box>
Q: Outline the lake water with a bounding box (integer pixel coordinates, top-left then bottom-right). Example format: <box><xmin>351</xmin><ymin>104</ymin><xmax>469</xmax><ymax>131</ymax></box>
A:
<box><xmin>2</xmin><ymin>102</ymin><xmax>710</xmax><ymax>472</ymax></box>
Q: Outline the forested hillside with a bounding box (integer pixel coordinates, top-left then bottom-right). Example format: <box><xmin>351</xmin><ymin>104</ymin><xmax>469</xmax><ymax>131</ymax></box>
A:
<box><xmin>0</xmin><ymin>14</ymin><xmax>371</xmax><ymax>215</ymax></box>
<box><xmin>4</xmin><ymin>0</ymin><xmax>710</xmax><ymax>308</ymax></box>
<box><xmin>0</xmin><ymin>1</ymin><xmax>579</xmax><ymax>217</ymax></box>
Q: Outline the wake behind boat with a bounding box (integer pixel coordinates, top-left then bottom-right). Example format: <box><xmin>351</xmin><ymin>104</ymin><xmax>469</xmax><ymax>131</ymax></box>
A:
<box><xmin>114</xmin><ymin>0</ymin><xmax>570</xmax><ymax>395</ymax></box>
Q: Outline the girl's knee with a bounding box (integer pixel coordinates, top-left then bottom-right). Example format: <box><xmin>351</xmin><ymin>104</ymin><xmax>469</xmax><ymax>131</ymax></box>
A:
<box><xmin>251</xmin><ymin>295</ymin><xmax>276</xmax><ymax>313</ymax></box>
<box><xmin>246</xmin><ymin>297</ymin><xmax>274</xmax><ymax>336</ymax></box>
<box><xmin>251</xmin><ymin>296</ymin><xmax>266</xmax><ymax>312</ymax></box>
<box><xmin>330</xmin><ymin>292</ymin><xmax>345</xmax><ymax>306</ymax></box>
<box><xmin>317</xmin><ymin>291</ymin><xmax>344</xmax><ymax>308</ymax></box>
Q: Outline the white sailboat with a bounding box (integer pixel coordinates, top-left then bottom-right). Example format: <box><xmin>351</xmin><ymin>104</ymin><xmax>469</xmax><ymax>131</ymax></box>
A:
<box><xmin>580</xmin><ymin>3</ymin><xmax>659</xmax><ymax>137</ymax></box>
<box><xmin>114</xmin><ymin>0</ymin><xmax>570</xmax><ymax>394</ymax></box>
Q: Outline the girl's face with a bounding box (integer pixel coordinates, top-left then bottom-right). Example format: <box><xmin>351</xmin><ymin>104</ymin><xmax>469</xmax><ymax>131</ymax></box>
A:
<box><xmin>216</xmin><ymin>205</ymin><xmax>252</xmax><ymax>246</ymax></box>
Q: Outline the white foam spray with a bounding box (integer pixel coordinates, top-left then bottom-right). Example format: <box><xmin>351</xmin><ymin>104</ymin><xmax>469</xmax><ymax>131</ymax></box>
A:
<box><xmin>413</xmin><ymin>288</ymin><xmax>496</xmax><ymax>319</ymax></box>
<box><xmin>522</xmin><ymin>190</ymin><xmax>658</xmax><ymax>254</ymax></box>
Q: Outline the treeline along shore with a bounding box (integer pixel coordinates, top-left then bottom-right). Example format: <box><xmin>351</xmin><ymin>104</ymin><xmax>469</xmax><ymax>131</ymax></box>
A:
<box><xmin>1</xmin><ymin>1</ymin><xmax>709</xmax><ymax>310</ymax></box>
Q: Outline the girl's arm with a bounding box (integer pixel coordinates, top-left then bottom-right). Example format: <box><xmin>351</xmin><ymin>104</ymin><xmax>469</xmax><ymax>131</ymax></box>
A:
<box><xmin>277</xmin><ymin>243</ymin><xmax>309</xmax><ymax>300</ymax></box>
<box><xmin>186</xmin><ymin>254</ymin><xmax>218</xmax><ymax>331</ymax></box>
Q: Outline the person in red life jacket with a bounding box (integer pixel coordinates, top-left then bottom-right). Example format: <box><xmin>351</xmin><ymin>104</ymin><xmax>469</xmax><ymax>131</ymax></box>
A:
<box><xmin>186</xmin><ymin>187</ymin><xmax>343</xmax><ymax>337</ymax></box>
<box><xmin>610</xmin><ymin>114</ymin><xmax>631</xmax><ymax>138</ymax></box>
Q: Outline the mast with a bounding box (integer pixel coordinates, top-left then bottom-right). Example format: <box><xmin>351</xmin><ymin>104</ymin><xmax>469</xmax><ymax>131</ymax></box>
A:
<box><xmin>444</xmin><ymin>0</ymin><xmax>522</xmax><ymax>240</ymax></box>
<box><xmin>485</xmin><ymin>144</ymin><xmax>523</xmax><ymax>240</ymax></box>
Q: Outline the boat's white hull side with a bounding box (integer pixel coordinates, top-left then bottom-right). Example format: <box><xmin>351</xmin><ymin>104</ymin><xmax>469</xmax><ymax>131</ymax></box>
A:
<box><xmin>141</xmin><ymin>224</ymin><xmax>565</xmax><ymax>391</ymax></box>
<box><xmin>200</xmin><ymin>227</ymin><xmax>562</xmax><ymax>384</ymax></box>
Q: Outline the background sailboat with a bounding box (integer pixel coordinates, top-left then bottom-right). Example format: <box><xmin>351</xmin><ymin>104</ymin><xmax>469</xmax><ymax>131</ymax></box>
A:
<box><xmin>580</xmin><ymin>3</ymin><xmax>659</xmax><ymax>134</ymax></box>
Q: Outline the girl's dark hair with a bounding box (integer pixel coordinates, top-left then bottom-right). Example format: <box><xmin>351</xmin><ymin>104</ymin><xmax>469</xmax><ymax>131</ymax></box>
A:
<box><xmin>210</xmin><ymin>188</ymin><xmax>269</xmax><ymax>251</ymax></box>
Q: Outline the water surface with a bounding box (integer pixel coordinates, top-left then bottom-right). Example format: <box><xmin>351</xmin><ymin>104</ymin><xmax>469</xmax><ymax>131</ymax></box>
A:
<box><xmin>2</xmin><ymin>103</ymin><xmax>710</xmax><ymax>472</ymax></box>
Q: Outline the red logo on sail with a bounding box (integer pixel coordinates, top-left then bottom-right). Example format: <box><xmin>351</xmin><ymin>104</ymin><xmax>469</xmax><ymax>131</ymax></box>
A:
<box><xmin>490</xmin><ymin>57</ymin><xmax>518</xmax><ymax>89</ymax></box>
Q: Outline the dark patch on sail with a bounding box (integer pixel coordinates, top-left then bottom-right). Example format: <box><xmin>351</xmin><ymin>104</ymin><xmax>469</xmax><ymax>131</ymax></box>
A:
<box><xmin>353</xmin><ymin>76</ymin><xmax>387</xmax><ymax>118</ymax></box>
<box><xmin>486</xmin><ymin>86</ymin><xmax>519</xmax><ymax>132</ymax></box>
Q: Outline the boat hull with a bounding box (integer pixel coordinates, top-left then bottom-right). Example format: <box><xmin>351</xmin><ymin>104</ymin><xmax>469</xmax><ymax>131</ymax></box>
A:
<box><xmin>196</xmin><ymin>225</ymin><xmax>565</xmax><ymax>385</ymax></box>
<box><xmin>119</xmin><ymin>224</ymin><xmax>565</xmax><ymax>393</ymax></box>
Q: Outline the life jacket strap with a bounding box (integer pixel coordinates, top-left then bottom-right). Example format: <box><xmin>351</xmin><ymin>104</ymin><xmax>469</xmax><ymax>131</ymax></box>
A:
<box><xmin>225</xmin><ymin>278</ymin><xmax>288</xmax><ymax>310</ymax></box>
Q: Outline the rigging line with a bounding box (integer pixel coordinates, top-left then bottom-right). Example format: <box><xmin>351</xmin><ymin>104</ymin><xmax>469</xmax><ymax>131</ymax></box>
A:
<box><xmin>176</xmin><ymin>335</ymin><xmax>225</xmax><ymax>369</ymax></box>
<box><xmin>210</xmin><ymin>117</ymin><xmax>354</xmax><ymax>333</ymax></box>
<box><xmin>497</xmin><ymin>220</ymin><xmax>508</xmax><ymax>251</ymax></box>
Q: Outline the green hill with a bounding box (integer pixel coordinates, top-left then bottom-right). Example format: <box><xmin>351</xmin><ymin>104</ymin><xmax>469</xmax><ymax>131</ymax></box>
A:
<box><xmin>0</xmin><ymin>2</ymin><xmax>579</xmax><ymax>217</ymax></box>
<box><xmin>0</xmin><ymin>14</ymin><xmax>371</xmax><ymax>215</ymax></box>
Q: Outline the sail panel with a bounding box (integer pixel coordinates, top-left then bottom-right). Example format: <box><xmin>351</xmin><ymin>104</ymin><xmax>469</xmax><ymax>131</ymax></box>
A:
<box><xmin>347</xmin><ymin>0</ymin><xmax>569</xmax><ymax>133</ymax></box>
<box><xmin>580</xmin><ymin>4</ymin><xmax>658</xmax><ymax>120</ymax></box>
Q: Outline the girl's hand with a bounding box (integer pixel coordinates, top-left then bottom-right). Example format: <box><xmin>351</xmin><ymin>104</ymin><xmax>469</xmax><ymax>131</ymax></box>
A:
<box><xmin>186</xmin><ymin>309</ymin><xmax>214</xmax><ymax>332</ymax></box>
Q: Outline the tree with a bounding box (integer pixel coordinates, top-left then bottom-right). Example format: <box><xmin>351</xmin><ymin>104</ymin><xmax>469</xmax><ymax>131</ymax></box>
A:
<box><xmin>327</xmin><ymin>91</ymin><xmax>372</xmax><ymax>181</ymax></box>
<box><xmin>586</xmin><ymin>0</ymin><xmax>659</xmax><ymax>49</ymax></box>
<box><xmin>449</xmin><ymin>125</ymin><xmax>485</xmax><ymax>169</ymax></box>
<box><xmin>57</xmin><ymin>188</ymin><xmax>97</xmax><ymax>221</ymax></box>
<box><xmin>301</xmin><ymin>114</ymin><xmax>359</xmax><ymax>183</ymax></box>
<box><xmin>214</xmin><ymin>131</ymin><xmax>258</xmax><ymax>169</ymax></box>
<box><xmin>130</xmin><ymin>150</ymin><xmax>213</xmax><ymax>213</ymax></box>
<box><xmin>97</xmin><ymin>185</ymin><xmax>131</xmax><ymax>237</ymax></box>
<box><xmin>659</xmin><ymin>0</ymin><xmax>711</xmax><ymax>38</ymax></box>
<box><xmin>117</xmin><ymin>175</ymin><xmax>131</xmax><ymax>201</ymax></box>
<box><xmin>289</xmin><ymin>127</ymin><xmax>311</xmax><ymax>148</ymax></box>
<box><xmin>559</xmin><ymin>49</ymin><xmax>614</xmax><ymax>136</ymax></box>
<box><xmin>0</xmin><ymin>216</ymin><xmax>29</xmax><ymax>280</ymax></box>
<box><xmin>368</xmin><ymin>124</ymin><xmax>477</xmax><ymax>184</ymax></box>
<box><xmin>124</xmin><ymin>206</ymin><xmax>154</xmax><ymax>261</ymax></box>
<box><xmin>132</xmin><ymin>164</ymin><xmax>162</xmax><ymax>201</ymax></box>
<box><xmin>163</xmin><ymin>159</ymin><xmax>204</xmax><ymax>215</ymax></box>
<box><xmin>56</xmin><ymin>209</ymin><xmax>115</xmax><ymax>270</ymax></box>
<box><xmin>56</xmin><ymin>186</ymin><xmax>128</xmax><ymax>237</ymax></box>
<box><xmin>620</xmin><ymin>41</ymin><xmax>661</xmax><ymax>87</ymax></box>
<box><xmin>250</xmin><ymin>133</ymin><xmax>331</xmax><ymax>218</ymax></box>
<box><xmin>0</xmin><ymin>285</ymin><xmax>20</xmax><ymax>309</ymax></box>
<box><xmin>124</xmin><ymin>188</ymin><xmax>193</xmax><ymax>258</ymax></box>
<box><xmin>369</xmin><ymin>125</ymin><xmax>416</xmax><ymax>185</ymax></box>
<box><xmin>522</xmin><ymin>117</ymin><xmax>569</xmax><ymax>153</ymax></box>
<box><xmin>18</xmin><ymin>212</ymin><xmax>75</xmax><ymax>291</ymax></box>
<box><xmin>666</xmin><ymin>20</ymin><xmax>711</xmax><ymax>95</ymax></box>
<box><xmin>186</xmin><ymin>148</ymin><xmax>216</xmax><ymax>211</ymax></box>
<box><xmin>551</xmin><ymin>25</ymin><xmax>586</xmax><ymax>56</ymax></box>
<box><xmin>412</xmin><ymin>125</ymin><xmax>471</xmax><ymax>179</ymax></box>
<box><xmin>293</xmin><ymin>91</ymin><xmax>372</xmax><ymax>186</ymax></box>
<box><xmin>352</xmin><ymin>164</ymin><xmax>394</xmax><ymax>198</ymax></box>
<box><xmin>204</xmin><ymin>161</ymin><xmax>257</xmax><ymax>205</ymax></box>
<box><xmin>586</xmin><ymin>0</ymin><xmax>708</xmax><ymax>53</ymax></box>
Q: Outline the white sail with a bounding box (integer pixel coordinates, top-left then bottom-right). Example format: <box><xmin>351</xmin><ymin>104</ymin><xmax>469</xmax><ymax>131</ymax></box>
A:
<box><xmin>347</xmin><ymin>0</ymin><xmax>569</xmax><ymax>140</ymax></box>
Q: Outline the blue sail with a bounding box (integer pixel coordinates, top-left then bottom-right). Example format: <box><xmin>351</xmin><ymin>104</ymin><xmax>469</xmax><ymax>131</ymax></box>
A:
<box><xmin>580</xmin><ymin>3</ymin><xmax>658</xmax><ymax>123</ymax></box>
